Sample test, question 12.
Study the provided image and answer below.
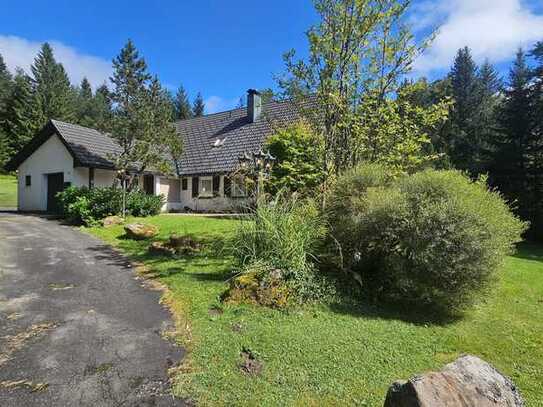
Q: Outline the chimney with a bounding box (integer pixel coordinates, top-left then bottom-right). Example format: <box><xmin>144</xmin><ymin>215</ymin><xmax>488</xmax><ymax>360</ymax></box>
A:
<box><xmin>247</xmin><ymin>89</ymin><xmax>262</xmax><ymax>123</ymax></box>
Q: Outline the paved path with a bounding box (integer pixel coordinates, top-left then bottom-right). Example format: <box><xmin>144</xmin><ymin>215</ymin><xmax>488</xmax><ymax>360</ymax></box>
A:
<box><xmin>0</xmin><ymin>214</ymin><xmax>184</xmax><ymax>406</ymax></box>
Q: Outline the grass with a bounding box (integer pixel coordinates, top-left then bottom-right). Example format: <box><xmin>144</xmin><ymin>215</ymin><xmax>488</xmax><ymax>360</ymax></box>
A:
<box><xmin>0</xmin><ymin>174</ymin><xmax>17</xmax><ymax>207</ymax></box>
<box><xmin>87</xmin><ymin>215</ymin><xmax>543</xmax><ymax>406</ymax></box>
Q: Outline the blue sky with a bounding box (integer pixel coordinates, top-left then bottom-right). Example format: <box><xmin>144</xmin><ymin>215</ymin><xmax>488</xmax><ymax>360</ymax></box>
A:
<box><xmin>1</xmin><ymin>0</ymin><xmax>543</xmax><ymax>113</ymax></box>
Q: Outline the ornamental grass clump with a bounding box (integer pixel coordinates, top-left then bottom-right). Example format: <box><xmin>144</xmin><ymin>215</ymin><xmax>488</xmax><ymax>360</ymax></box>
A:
<box><xmin>225</xmin><ymin>194</ymin><xmax>329</xmax><ymax>306</ymax></box>
<box><xmin>328</xmin><ymin>165</ymin><xmax>527</xmax><ymax>314</ymax></box>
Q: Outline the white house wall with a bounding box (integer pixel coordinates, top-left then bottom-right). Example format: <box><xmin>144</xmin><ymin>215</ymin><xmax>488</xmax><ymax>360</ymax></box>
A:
<box><xmin>16</xmin><ymin>135</ymin><xmax>246</xmax><ymax>213</ymax></box>
<box><xmin>181</xmin><ymin>175</ymin><xmax>249</xmax><ymax>212</ymax></box>
<box><xmin>17</xmin><ymin>134</ymin><xmax>85</xmax><ymax>211</ymax></box>
<box><xmin>94</xmin><ymin>169</ymin><xmax>116</xmax><ymax>187</ymax></box>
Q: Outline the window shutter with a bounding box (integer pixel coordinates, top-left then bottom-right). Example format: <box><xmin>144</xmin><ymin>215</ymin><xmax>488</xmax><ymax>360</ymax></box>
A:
<box><xmin>192</xmin><ymin>177</ymin><xmax>199</xmax><ymax>198</ymax></box>
<box><xmin>213</xmin><ymin>175</ymin><xmax>220</xmax><ymax>195</ymax></box>
<box><xmin>224</xmin><ymin>176</ymin><xmax>231</xmax><ymax>197</ymax></box>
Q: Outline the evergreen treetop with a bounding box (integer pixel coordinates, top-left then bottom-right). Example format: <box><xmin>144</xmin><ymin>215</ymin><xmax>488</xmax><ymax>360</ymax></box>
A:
<box><xmin>192</xmin><ymin>92</ymin><xmax>205</xmax><ymax>117</ymax></box>
<box><xmin>174</xmin><ymin>85</ymin><xmax>192</xmax><ymax>120</ymax></box>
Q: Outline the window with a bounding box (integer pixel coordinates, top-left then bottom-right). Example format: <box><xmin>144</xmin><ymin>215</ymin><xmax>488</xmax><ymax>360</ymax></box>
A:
<box><xmin>199</xmin><ymin>177</ymin><xmax>213</xmax><ymax>197</ymax></box>
<box><xmin>231</xmin><ymin>175</ymin><xmax>246</xmax><ymax>197</ymax></box>
<box><xmin>25</xmin><ymin>175</ymin><xmax>31</xmax><ymax>187</ymax></box>
<box><xmin>181</xmin><ymin>177</ymin><xmax>188</xmax><ymax>191</ymax></box>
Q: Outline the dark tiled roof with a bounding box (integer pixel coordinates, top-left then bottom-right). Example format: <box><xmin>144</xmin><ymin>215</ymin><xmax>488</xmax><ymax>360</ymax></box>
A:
<box><xmin>6</xmin><ymin>99</ymin><xmax>304</xmax><ymax>174</ymax></box>
<box><xmin>5</xmin><ymin>120</ymin><xmax>121</xmax><ymax>171</ymax></box>
<box><xmin>175</xmin><ymin>99</ymin><xmax>301</xmax><ymax>175</ymax></box>
<box><xmin>51</xmin><ymin>120</ymin><xmax>121</xmax><ymax>169</ymax></box>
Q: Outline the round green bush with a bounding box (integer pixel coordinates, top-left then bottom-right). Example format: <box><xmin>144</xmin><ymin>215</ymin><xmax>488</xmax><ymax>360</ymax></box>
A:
<box><xmin>328</xmin><ymin>165</ymin><xmax>527</xmax><ymax>313</ymax></box>
<box><xmin>58</xmin><ymin>186</ymin><xmax>164</xmax><ymax>225</ymax></box>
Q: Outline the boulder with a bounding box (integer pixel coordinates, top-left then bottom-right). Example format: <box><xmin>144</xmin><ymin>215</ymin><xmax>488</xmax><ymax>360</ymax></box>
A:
<box><xmin>384</xmin><ymin>355</ymin><xmax>524</xmax><ymax>407</ymax></box>
<box><xmin>102</xmin><ymin>215</ymin><xmax>124</xmax><ymax>227</ymax></box>
<box><xmin>148</xmin><ymin>241</ymin><xmax>175</xmax><ymax>256</ymax></box>
<box><xmin>169</xmin><ymin>234</ymin><xmax>201</xmax><ymax>255</ymax></box>
<box><xmin>124</xmin><ymin>223</ymin><xmax>159</xmax><ymax>240</ymax></box>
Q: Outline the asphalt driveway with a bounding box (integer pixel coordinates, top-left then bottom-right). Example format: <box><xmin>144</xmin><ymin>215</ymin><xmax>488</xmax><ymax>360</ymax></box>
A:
<box><xmin>0</xmin><ymin>213</ymin><xmax>185</xmax><ymax>406</ymax></box>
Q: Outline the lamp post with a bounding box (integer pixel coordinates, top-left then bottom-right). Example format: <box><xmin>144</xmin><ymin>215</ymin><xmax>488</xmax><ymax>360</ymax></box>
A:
<box><xmin>117</xmin><ymin>170</ymin><xmax>129</xmax><ymax>218</ymax></box>
<box><xmin>238</xmin><ymin>150</ymin><xmax>276</xmax><ymax>204</ymax></box>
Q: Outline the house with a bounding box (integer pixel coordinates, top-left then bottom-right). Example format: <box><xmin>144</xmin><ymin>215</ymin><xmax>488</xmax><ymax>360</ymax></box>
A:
<box><xmin>5</xmin><ymin>89</ymin><xmax>302</xmax><ymax>213</ymax></box>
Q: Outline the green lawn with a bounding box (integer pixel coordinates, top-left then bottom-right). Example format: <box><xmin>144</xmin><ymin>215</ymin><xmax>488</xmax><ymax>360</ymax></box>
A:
<box><xmin>87</xmin><ymin>215</ymin><xmax>543</xmax><ymax>406</ymax></box>
<box><xmin>0</xmin><ymin>174</ymin><xmax>17</xmax><ymax>207</ymax></box>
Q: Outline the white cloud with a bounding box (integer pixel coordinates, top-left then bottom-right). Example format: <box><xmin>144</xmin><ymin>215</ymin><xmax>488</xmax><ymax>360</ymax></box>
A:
<box><xmin>204</xmin><ymin>95</ymin><xmax>240</xmax><ymax>114</ymax></box>
<box><xmin>412</xmin><ymin>0</ymin><xmax>543</xmax><ymax>74</ymax></box>
<box><xmin>0</xmin><ymin>35</ymin><xmax>111</xmax><ymax>88</ymax></box>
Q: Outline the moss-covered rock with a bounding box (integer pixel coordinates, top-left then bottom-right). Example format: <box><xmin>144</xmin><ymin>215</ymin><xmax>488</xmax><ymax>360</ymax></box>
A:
<box><xmin>169</xmin><ymin>234</ymin><xmax>201</xmax><ymax>255</ymax></box>
<box><xmin>222</xmin><ymin>270</ymin><xmax>291</xmax><ymax>309</ymax></box>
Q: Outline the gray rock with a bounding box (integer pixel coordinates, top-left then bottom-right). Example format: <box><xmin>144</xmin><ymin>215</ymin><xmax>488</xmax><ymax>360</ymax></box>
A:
<box><xmin>384</xmin><ymin>355</ymin><xmax>524</xmax><ymax>407</ymax></box>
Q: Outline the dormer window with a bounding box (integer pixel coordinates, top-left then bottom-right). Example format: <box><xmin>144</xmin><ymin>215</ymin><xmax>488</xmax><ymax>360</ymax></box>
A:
<box><xmin>213</xmin><ymin>137</ymin><xmax>226</xmax><ymax>147</ymax></box>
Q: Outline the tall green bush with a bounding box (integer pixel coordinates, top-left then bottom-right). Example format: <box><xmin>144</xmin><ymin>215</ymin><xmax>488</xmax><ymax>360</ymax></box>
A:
<box><xmin>230</xmin><ymin>194</ymin><xmax>329</xmax><ymax>302</ymax></box>
<box><xmin>328</xmin><ymin>165</ymin><xmax>527</xmax><ymax>313</ymax></box>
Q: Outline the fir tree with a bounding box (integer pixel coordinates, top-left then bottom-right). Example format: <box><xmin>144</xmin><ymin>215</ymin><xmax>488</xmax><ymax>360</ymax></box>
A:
<box><xmin>93</xmin><ymin>83</ymin><xmax>113</xmax><ymax>131</ymax></box>
<box><xmin>491</xmin><ymin>49</ymin><xmax>535</xmax><ymax>234</ymax></box>
<box><xmin>0</xmin><ymin>54</ymin><xmax>12</xmax><ymax>116</ymax></box>
<box><xmin>31</xmin><ymin>43</ymin><xmax>76</xmax><ymax>125</ymax></box>
<box><xmin>75</xmin><ymin>77</ymin><xmax>94</xmax><ymax>127</ymax></box>
<box><xmin>3</xmin><ymin>69</ymin><xmax>38</xmax><ymax>156</ymax></box>
<box><xmin>80</xmin><ymin>77</ymin><xmax>93</xmax><ymax>100</ymax></box>
<box><xmin>475</xmin><ymin>60</ymin><xmax>502</xmax><ymax>169</ymax></box>
<box><xmin>110</xmin><ymin>39</ymin><xmax>150</xmax><ymax>111</ymax></box>
<box><xmin>192</xmin><ymin>92</ymin><xmax>205</xmax><ymax>117</ymax></box>
<box><xmin>447</xmin><ymin>47</ymin><xmax>482</xmax><ymax>173</ymax></box>
<box><xmin>0</xmin><ymin>54</ymin><xmax>12</xmax><ymax>167</ymax></box>
<box><xmin>173</xmin><ymin>85</ymin><xmax>192</xmax><ymax>120</ymax></box>
<box><xmin>109</xmin><ymin>41</ymin><xmax>179</xmax><ymax>177</ymax></box>
<box><xmin>527</xmin><ymin>42</ymin><xmax>543</xmax><ymax>240</ymax></box>
<box><xmin>75</xmin><ymin>78</ymin><xmax>113</xmax><ymax>129</ymax></box>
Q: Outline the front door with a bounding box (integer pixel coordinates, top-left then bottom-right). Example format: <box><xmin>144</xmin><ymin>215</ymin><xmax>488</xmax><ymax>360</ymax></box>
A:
<box><xmin>143</xmin><ymin>174</ymin><xmax>154</xmax><ymax>195</ymax></box>
<box><xmin>46</xmin><ymin>172</ymin><xmax>64</xmax><ymax>213</ymax></box>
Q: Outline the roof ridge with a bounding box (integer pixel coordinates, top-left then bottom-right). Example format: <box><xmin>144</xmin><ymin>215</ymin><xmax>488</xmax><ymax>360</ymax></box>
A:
<box><xmin>50</xmin><ymin>119</ymin><xmax>103</xmax><ymax>133</ymax></box>
<box><xmin>174</xmin><ymin>97</ymin><xmax>294</xmax><ymax>125</ymax></box>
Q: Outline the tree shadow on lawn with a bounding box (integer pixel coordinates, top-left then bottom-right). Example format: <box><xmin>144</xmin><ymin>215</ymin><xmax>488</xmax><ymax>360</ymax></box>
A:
<box><xmin>513</xmin><ymin>242</ymin><xmax>543</xmax><ymax>262</ymax></box>
<box><xmin>328</xmin><ymin>299</ymin><xmax>461</xmax><ymax>326</ymax></box>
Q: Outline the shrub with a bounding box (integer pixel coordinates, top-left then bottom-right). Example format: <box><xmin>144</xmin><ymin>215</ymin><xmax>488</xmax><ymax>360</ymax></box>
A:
<box><xmin>126</xmin><ymin>190</ymin><xmax>164</xmax><ymax>217</ymax></box>
<box><xmin>227</xmin><ymin>193</ymin><xmax>330</xmax><ymax>304</ymax></box>
<box><xmin>58</xmin><ymin>186</ymin><xmax>163</xmax><ymax>226</ymax></box>
<box><xmin>328</xmin><ymin>165</ymin><xmax>527</xmax><ymax>313</ymax></box>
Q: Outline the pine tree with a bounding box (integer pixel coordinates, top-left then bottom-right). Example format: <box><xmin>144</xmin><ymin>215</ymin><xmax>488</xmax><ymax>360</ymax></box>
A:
<box><xmin>31</xmin><ymin>43</ymin><xmax>76</xmax><ymax>126</ymax></box>
<box><xmin>173</xmin><ymin>85</ymin><xmax>192</xmax><ymax>120</ymax></box>
<box><xmin>0</xmin><ymin>54</ymin><xmax>12</xmax><ymax>167</ymax></box>
<box><xmin>109</xmin><ymin>41</ymin><xmax>179</xmax><ymax>177</ymax></box>
<box><xmin>527</xmin><ymin>42</ymin><xmax>543</xmax><ymax>240</ymax></box>
<box><xmin>93</xmin><ymin>84</ymin><xmax>113</xmax><ymax>131</ymax></box>
<box><xmin>74</xmin><ymin>78</ymin><xmax>113</xmax><ymax>129</ymax></box>
<box><xmin>491</xmin><ymin>49</ymin><xmax>535</xmax><ymax>233</ymax></box>
<box><xmin>3</xmin><ymin>69</ymin><xmax>38</xmax><ymax>156</ymax></box>
<box><xmin>0</xmin><ymin>54</ymin><xmax>12</xmax><ymax>116</ymax></box>
<box><xmin>192</xmin><ymin>92</ymin><xmax>205</xmax><ymax>117</ymax></box>
<box><xmin>75</xmin><ymin>77</ymin><xmax>95</xmax><ymax>128</ymax></box>
<box><xmin>447</xmin><ymin>47</ymin><xmax>482</xmax><ymax>173</ymax></box>
<box><xmin>110</xmin><ymin>39</ymin><xmax>151</xmax><ymax>112</ymax></box>
<box><xmin>80</xmin><ymin>77</ymin><xmax>93</xmax><ymax>100</ymax></box>
<box><xmin>475</xmin><ymin>60</ymin><xmax>502</xmax><ymax>170</ymax></box>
